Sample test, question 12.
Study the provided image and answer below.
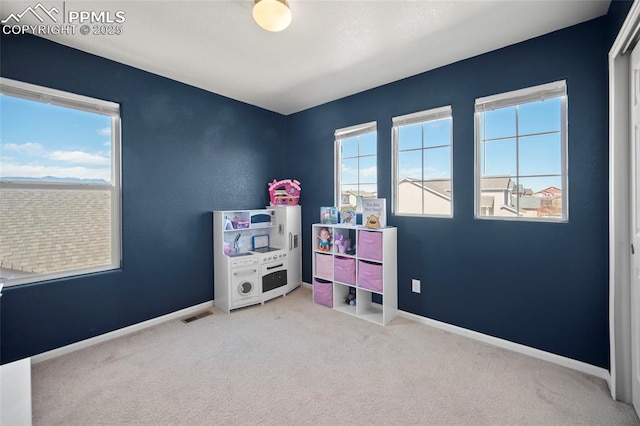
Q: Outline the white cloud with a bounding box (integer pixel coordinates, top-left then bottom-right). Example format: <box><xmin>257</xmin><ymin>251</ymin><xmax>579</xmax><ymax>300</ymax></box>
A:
<box><xmin>341</xmin><ymin>165</ymin><xmax>377</xmax><ymax>180</ymax></box>
<box><xmin>97</xmin><ymin>127</ymin><xmax>111</xmax><ymax>136</ymax></box>
<box><xmin>48</xmin><ymin>151</ymin><xmax>110</xmax><ymax>165</ymax></box>
<box><xmin>2</xmin><ymin>142</ymin><xmax>45</xmax><ymax>156</ymax></box>
<box><xmin>103</xmin><ymin>141</ymin><xmax>111</xmax><ymax>147</ymax></box>
<box><xmin>359</xmin><ymin>166</ymin><xmax>377</xmax><ymax>178</ymax></box>
<box><xmin>0</xmin><ymin>162</ymin><xmax>110</xmax><ymax>181</ymax></box>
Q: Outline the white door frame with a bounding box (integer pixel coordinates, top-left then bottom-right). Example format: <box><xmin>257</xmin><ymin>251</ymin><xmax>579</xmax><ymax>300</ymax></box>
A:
<box><xmin>610</xmin><ymin>0</ymin><xmax>640</xmax><ymax>402</ymax></box>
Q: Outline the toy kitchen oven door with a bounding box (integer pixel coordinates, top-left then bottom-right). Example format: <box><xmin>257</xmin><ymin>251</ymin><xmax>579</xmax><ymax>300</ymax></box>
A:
<box><xmin>253</xmin><ymin>234</ymin><xmax>288</xmax><ymax>303</ymax></box>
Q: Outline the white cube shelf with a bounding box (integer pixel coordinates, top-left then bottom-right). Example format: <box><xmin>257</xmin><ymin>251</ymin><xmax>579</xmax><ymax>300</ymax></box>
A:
<box><xmin>311</xmin><ymin>223</ymin><xmax>397</xmax><ymax>325</ymax></box>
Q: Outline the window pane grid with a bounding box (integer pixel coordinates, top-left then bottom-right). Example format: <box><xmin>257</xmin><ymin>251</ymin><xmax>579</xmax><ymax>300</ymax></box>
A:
<box><xmin>0</xmin><ymin>77</ymin><xmax>121</xmax><ymax>286</ymax></box>
<box><xmin>393</xmin><ymin>107</ymin><xmax>452</xmax><ymax>217</ymax></box>
<box><xmin>336</xmin><ymin>125</ymin><xmax>377</xmax><ymax>210</ymax></box>
<box><xmin>342</xmin><ymin>153</ymin><xmax>376</xmax><ymax>160</ymax></box>
<box><xmin>481</xmin><ymin>129</ymin><xmax>560</xmax><ymax>143</ymax></box>
<box><xmin>475</xmin><ymin>81</ymin><xmax>567</xmax><ymax>221</ymax></box>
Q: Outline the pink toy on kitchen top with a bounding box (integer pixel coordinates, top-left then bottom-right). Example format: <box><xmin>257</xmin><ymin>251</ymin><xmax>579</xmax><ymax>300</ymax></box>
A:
<box><xmin>268</xmin><ymin>179</ymin><xmax>301</xmax><ymax>206</ymax></box>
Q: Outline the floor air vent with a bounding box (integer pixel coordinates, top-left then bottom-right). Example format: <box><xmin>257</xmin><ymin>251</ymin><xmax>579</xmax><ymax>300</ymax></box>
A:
<box><xmin>181</xmin><ymin>310</ymin><xmax>213</xmax><ymax>323</ymax></box>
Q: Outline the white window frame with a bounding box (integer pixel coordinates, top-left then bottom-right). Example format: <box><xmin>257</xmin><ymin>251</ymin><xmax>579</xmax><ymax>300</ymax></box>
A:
<box><xmin>392</xmin><ymin>105</ymin><xmax>453</xmax><ymax>218</ymax></box>
<box><xmin>334</xmin><ymin>121</ymin><xmax>377</xmax><ymax>210</ymax></box>
<box><xmin>474</xmin><ymin>80</ymin><xmax>568</xmax><ymax>222</ymax></box>
<box><xmin>0</xmin><ymin>77</ymin><xmax>122</xmax><ymax>286</ymax></box>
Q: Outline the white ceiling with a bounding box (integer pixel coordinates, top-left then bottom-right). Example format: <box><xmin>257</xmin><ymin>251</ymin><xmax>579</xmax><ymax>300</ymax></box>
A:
<box><xmin>0</xmin><ymin>0</ymin><xmax>611</xmax><ymax>115</ymax></box>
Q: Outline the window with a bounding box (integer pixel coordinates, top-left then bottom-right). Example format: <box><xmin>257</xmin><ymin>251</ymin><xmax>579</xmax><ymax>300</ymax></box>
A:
<box><xmin>475</xmin><ymin>81</ymin><xmax>567</xmax><ymax>221</ymax></box>
<box><xmin>335</xmin><ymin>122</ymin><xmax>377</xmax><ymax>211</ymax></box>
<box><xmin>0</xmin><ymin>78</ymin><xmax>121</xmax><ymax>286</ymax></box>
<box><xmin>392</xmin><ymin>106</ymin><xmax>453</xmax><ymax>217</ymax></box>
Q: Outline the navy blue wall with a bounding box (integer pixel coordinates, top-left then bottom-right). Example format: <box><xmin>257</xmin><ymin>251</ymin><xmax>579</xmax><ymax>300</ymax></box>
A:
<box><xmin>1</xmin><ymin>2</ymin><xmax>633</xmax><ymax>369</ymax></box>
<box><xmin>0</xmin><ymin>33</ymin><xmax>287</xmax><ymax>363</ymax></box>
<box><xmin>288</xmin><ymin>16</ymin><xmax>614</xmax><ymax>368</ymax></box>
<box><xmin>608</xmin><ymin>0</ymin><xmax>634</xmax><ymax>46</ymax></box>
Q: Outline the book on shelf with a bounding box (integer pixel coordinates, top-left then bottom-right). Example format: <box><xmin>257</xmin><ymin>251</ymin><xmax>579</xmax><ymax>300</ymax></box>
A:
<box><xmin>362</xmin><ymin>198</ymin><xmax>386</xmax><ymax>228</ymax></box>
<box><xmin>320</xmin><ymin>206</ymin><xmax>338</xmax><ymax>224</ymax></box>
<box><xmin>339</xmin><ymin>206</ymin><xmax>356</xmax><ymax>226</ymax></box>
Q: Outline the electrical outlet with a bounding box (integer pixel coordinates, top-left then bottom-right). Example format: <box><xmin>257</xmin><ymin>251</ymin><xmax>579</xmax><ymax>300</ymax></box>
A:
<box><xmin>412</xmin><ymin>279</ymin><xmax>421</xmax><ymax>293</ymax></box>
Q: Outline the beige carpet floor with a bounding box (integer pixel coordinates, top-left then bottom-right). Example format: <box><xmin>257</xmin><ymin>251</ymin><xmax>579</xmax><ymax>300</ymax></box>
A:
<box><xmin>32</xmin><ymin>286</ymin><xmax>639</xmax><ymax>425</ymax></box>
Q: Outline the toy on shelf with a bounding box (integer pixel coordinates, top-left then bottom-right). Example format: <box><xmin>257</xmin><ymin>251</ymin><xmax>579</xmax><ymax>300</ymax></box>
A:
<box><xmin>231</xmin><ymin>215</ymin><xmax>249</xmax><ymax>229</ymax></box>
<box><xmin>345</xmin><ymin>287</ymin><xmax>356</xmax><ymax>306</ymax></box>
<box><xmin>268</xmin><ymin>179</ymin><xmax>301</xmax><ymax>206</ymax></box>
<box><xmin>345</xmin><ymin>240</ymin><xmax>355</xmax><ymax>256</ymax></box>
<box><xmin>334</xmin><ymin>234</ymin><xmax>352</xmax><ymax>254</ymax></box>
<box><xmin>318</xmin><ymin>227</ymin><xmax>332</xmax><ymax>252</ymax></box>
<box><xmin>334</xmin><ymin>234</ymin><xmax>345</xmax><ymax>253</ymax></box>
<box><xmin>366</xmin><ymin>214</ymin><xmax>381</xmax><ymax>228</ymax></box>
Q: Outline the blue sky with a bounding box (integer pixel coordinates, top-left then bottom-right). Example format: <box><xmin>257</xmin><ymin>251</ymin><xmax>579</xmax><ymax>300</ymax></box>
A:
<box><xmin>0</xmin><ymin>94</ymin><xmax>112</xmax><ymax>182</ymax></box>
<box><xmin>397</xmin><ymin>117</ymin><xmax>452</xmax><ymax>182</ymax></box>
<box><xmin>393</xmin><ymin>97</ymin><xmax>563</xmax><ymax>193</ymax></box>
<box><xmin>341</xmin><ymin>132</ymin><xmax>377</xmax><ymax>194</ymax></box>
<box><xmin>478</xmin><ymin>97</ymin><xmax>563</xmax><ymax>192</ymax></box>
<box><xmin>3</xmin><ymin>92</ymin><xmax>561</xmax><ymax>192</ymax></box>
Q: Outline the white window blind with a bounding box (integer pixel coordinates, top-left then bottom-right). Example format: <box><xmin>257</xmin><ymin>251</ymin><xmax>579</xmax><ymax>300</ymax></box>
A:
<box><xmin>0</xmin><ymin>77</ymin><xmax>119</xmax><ymax>117</ymax></box>
<box><xmin>392</xmin><ymin>105</ymin><xmax>453</xmax><ymax>217</ymax></box>
<box><xmin>392</xmin><ymin>105</ymin><xmax>452</xmax><ymax>127</ymax></box>
<box><xmin>335</xmin><ymin>121</ymin><xmax>377</xmax><ymax>140</ymax></box>
<box><xmin>475</xmin><ymin>80</ymin><xmax>566</xmax><ymax>112</ymax></box>
<box><xmin>335</xmin><ymin>121</ymin><xmax>377</xmax><ymax>209</ymax></box>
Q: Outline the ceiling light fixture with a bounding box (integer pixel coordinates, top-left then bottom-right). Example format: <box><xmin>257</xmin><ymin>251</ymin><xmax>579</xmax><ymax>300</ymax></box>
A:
<box><xmin>252</xmin><ymin>0</ymin><xmax>292</xmax><ymax>32</ymax></box>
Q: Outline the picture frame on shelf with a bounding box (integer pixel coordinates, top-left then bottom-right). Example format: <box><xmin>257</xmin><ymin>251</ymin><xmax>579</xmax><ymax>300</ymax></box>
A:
<box><xmin>339</xmin><ymin>206</ymin><xmax>356</xmax><ymax>226</ymax></box>
<box><xmin>320</xmin><ymin>206</ymin><xmax>338</xmax><ymax>224</ymax></box>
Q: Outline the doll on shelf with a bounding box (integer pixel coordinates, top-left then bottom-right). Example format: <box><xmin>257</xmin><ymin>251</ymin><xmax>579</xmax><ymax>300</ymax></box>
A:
<box><xmin>318</xmin><ymin>227</ymin><xmax>331</xmax><ymax>252</ymax></box>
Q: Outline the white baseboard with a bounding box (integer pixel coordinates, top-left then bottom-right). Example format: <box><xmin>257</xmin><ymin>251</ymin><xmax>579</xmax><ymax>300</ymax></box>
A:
<box><xmin>31</xmin><ymin>300</ymin><xmax>214</xmax><ymax>364</ymax></box>
<box><xmin>303</xmin><ymin>283</ymin><xmax>608</xmax><ymax>383</ymax></box>
<box><xmin>397</xmin><ymin>310</ymin><xmax>611</xmax><ymax>383</ymax></box>
<box><xmin>301</xmin><ymin>281</ymin><xmax>312</xmax><ymax>289</ymax></box>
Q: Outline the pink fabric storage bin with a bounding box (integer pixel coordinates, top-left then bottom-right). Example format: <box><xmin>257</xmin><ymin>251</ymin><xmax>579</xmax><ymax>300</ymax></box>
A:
<box><xmin>334</xmin><ymin>256</ymin><xmax>356</xmax><ymax>284</ymax></box>
<box><xmin>315</xmin><ymin>253</ymin><xmax>333</xmax><ymax>280</ymax></box>
<box><xmin>358</xmin><ymin>230</ymin><xmax>383</xmax><ymax>261</ymax></box>
<box><xmin>358</xmin><ymin>260</ymin><xmax>383</xmax><ymax>292</ymax></box>
<box><xmin>314</xmin><ymin>279</ymin><xmax>333</xmax><ymax>308</ymax></box>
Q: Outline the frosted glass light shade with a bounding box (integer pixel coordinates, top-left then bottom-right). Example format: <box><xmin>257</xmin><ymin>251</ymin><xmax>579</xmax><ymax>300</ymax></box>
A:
<box><xmin>253</xmin><ymin>0</ymin><xmax>292</xmax><ymax>32</ymax></box>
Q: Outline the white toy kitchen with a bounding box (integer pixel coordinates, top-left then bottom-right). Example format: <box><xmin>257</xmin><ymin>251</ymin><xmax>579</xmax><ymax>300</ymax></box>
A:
<box><xmin>212</xmin><ymin>206</ymin><xmax>301</xmax><ymax>313</ymax></box>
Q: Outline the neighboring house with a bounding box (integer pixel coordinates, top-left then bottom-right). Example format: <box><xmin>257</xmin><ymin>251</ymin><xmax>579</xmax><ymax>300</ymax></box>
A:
<box><xmin>0</xmin><ymin>188</ymin><xmax>111</xmax><ymax>277</ymax></box>
<box><xmin>479</xmin><ymin>177</ymin><xmax>518</xmax><ymax>217</ymax></box>
<box><xmin>397</xmin><ymin>177</ymin><xmax>452</xmax><ymax>215</ymax></box>
<box><xmin>535</xmin><ymin>186</ymin><xmax>562</xmax><ymax>198</ymax></box>
<box><xmin>399</xmin><ymin>176</ymin><xmax>546</xmax><ymax>217</ymax></box>
<box><xmin>516</xmin><ymin>195</ymin><xmax>543</xmax><ymax>216</ymax></box>
<box><xmin>533</xmin><ymin>186</ymin><xmax>563</xmax><ymax>217</ymax></box>
<box><xmin>340</xmin><ymin>189</ymin><xmax>377</xmax><ymax>209</ymax></box>
<box><xmin>478</xmin><ymin>176</ymin><xmax>541</xmax><ymax>217</ymax></box>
